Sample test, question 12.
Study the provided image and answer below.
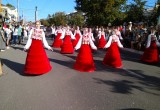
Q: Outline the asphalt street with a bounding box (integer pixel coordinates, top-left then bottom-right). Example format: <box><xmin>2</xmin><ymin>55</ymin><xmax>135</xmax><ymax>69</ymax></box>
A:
<box><xmin>0</xmin><ymin>38</ymin><xmax>160</xmax><ymax>110</ymax></box>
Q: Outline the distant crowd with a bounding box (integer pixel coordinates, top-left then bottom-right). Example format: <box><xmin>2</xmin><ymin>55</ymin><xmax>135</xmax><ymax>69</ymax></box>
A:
<box><xmin>0</xmin><ymin>21</ymin><xmax>160</xmax><ymax>53</ymax></box>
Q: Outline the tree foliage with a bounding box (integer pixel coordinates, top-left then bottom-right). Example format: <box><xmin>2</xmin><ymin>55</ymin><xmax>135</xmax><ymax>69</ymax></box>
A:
<box><xmin>125</xmin><ymin>0</ymin><xmax>147</xmax><ymax>23</ymax></box>
<box><xmin>75</xmin><ymin>0</ymin><xmax>127</xmax><ymax>26</ymax></box>
<box><xmin>6</xmin><ymin>3</ymin><xmax>15</xmax><ymax>9</ymax></box>
<box><xmin>40</xmin><ymin>19</ymin><xmax>49</xmax><ymax>26</ymax></box>
<box><xmin>52</xmin><ymin>12</ymin><xmax>67</xmax><ymax>26</ymax></box>
<box><xmin>67</xmin><ymin>12</ymin><xmax>85</xmax><ymax>27</ymax></box>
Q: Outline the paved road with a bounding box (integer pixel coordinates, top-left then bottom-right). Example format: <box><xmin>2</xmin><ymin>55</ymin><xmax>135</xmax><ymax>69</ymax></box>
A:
<box><xmin>0</xmin><ymin>39</ymin><xmax>160</xmax><ymax>110</ymax></box>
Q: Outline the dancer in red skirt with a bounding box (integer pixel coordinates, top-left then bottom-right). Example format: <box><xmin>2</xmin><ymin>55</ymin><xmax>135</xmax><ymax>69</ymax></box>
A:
<box><xmin>103</xmin><ymin>29</ymin><xmax>123</xmax><ymax>68</ymax></box>
<box><xmin>141</xmin><ymin>27</ymin><xmax>160</xmax><ymax>63</ymax></box>
<box><xmin>97</xmin><ymin>28</ymin><xmax>107</xmax><ymax>49</ymax></box>
<box><xmin>24</xmin><ymin>21</ymin><xmax>53</xmax><ymax>75</ymax></box>
<box><xmin>52</xmin><ymin>26</ymin><xmax>63</xmax><ymax>48</ymax></box>
<box><xmin>74</xmin><ymin>28</ymin><xmax>97</xmax><ymax>72</ymax></box>
<box><xmin>60</xmin><ymin>26</ymin><xmax>75</xmax><ymax>54</ymax></box>
<box><xmin>88</xmin><ymin>28</ymin><xmax>95</xmax><ymax>42</ymax></box>
<box><xmin>72</xmin><ymin>26</ymin><xmax>82</xmax><ymax>47</ymax></box>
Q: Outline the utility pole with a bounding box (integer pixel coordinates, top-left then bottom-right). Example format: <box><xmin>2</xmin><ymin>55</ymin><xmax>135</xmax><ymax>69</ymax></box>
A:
<box><xmin>35</xmin><ymin>6</ymin><xmax>38</xmax><ymax>22</ymax></box>
<box><xmin>22</xmin><ymin>10</ymin><xmax>24</xmax><ymax>24</ymax></box>
<box><xmin>17</xmin><ymin>0</ymin><xmax>19</xmax><ymax>22</ymax></box>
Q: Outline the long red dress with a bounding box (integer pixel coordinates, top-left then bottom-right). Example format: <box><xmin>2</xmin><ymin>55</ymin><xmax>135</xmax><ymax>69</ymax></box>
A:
<box><xmin>141</xmin><ymin>34</ymin><xmax>160</xmax><ymax>63</ymax></box>
<box><xmin>60</xmin><ymin>30</ymin><xmax>74</xmax><ymax>54</ymax></box>
<box><xmin>74</xmin><ymin>33</ymin><xmax>97</xmax><ymax>72</ymax></box>
<box><xmin>103</xmin><ymin>34</ymin><xmax>123</xmax><ymax>68</ymax></box>
<box><xmin>98</xmin><ymin>32</ymin><xmax>107</xmax><ymax>49</ymax></box>
<box><xmin>24</xmin><ymin>29</ymin><xmax>52</xmax><ymax>75</ymax></box>
<box><xmin>52</xmin><ymin>29</ymin><xmax>63</xmax><ymax>48</ymax></box>
<box><xmin>72</xmin><ymin>30</ymin><xmax>81</xmax><ymax>47</ymax></box>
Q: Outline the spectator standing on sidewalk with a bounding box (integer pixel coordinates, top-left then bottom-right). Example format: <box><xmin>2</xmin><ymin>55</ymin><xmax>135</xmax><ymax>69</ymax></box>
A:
<box><xmin>4</xmin><ymin>24</ymin><xmax>12</xmax><ymax>49</ymax></box>
<box><xmin>51</xmin><ymin>25</ymin><xmax>56</xmax><ymax>40</ymax></box>
<box><xmin>23</xmin><ymin>21</ymin><xmax>53</xmax><ymax>75</ymax></box>
<box><xmin>0</xmin><ymin>24</ymin><xmax>6</xmax><ymax>51</ymax></box>
<box><xmin>12</xmin><ymin>25</ymin><xmax>18</xmax><ymax>46</ymax></box>
<box><xmin>17</xmin><ymin>24</ymin><xmax>22</xmax><ymax>45</ymax></box>
<box><xmin>141</xmin><ymin>26</ymin><xmax>160</xmax><ymax>63</ymax></box>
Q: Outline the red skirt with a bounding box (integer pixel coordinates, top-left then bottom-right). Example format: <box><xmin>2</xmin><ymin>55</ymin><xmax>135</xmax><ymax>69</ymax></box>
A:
<box><xmin>102</xmin><ymin>42</ymin><xmax>122</xmax><ymax>68</ymax></box>
<box><xmin>72</xmin><ymin>33</ymin><xmax>80</xmax><ymax>47</ymax></box>
<box><xmin>52</xmin><ymin>33</ymin><xmax>63</xmax><ymax>48</ymax></box>
<box><xmin>61</xmin><ymin>35</ymin><xmax>74</xmax><ymax>54</ymax></box>
<box><xmin>98</xmin><ymin>35</ymin><xmax>107</xmax><ymax>49</ymax></box>
<box><xmin>73</xmin><ymin>44</ymin><xmax>96</xmax><ymax>72</ymax></box>
<box><xmin>24</xmin><ymin>39</ymin><xmax>52</xmax><ymax>75</ymax></box>
<box><xmin>141</xmin><ymin>42</ymin><xmax>159</xmax><ymax>63</ymax></box>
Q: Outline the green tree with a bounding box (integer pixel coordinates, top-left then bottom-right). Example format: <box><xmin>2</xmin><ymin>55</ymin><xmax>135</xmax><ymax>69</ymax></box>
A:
<box><xmin>40</xmin><ymin>19</ymin><xmax>49</xmax><ymax>26</ymax></box>
<box><xmin>47</xmin><ymin>14</ymin><xmax>54</xmax><ymax>26</ymax></box>
<box><xmin>6</xmin><ymin>3</ymin><xmax>15</xmax><ymax>9</ymax></box>
<box><xmin>67</xmin><ymin>12</ymin><xmax>85</xmax><ymax>27</ymax></box>
<box><xmin>52</xmin><ymin>12</ymin><xmax>67</xmax><ymax>26</ymax></box>
<box><xmin>75</xmin><ymin>0</ymin><xmax>127</xmax><ymax>26</ymax></box>
<box><xmin>125</xmin><ymin>0</ymin><xmax>147</xmax><ymax>23</ymax></box>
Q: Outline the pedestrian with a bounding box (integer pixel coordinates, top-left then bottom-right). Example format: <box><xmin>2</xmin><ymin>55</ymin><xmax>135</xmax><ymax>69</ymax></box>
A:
<box><xmin>23</xmin><ymin>21</ymin><xmax>53</xmax><ymax>75</ymax></box>
<box><xmin>60</xmin><ymin>26</ymin><xmax>75</xmax><ymax>54</ymax></box>
<box><xmin>4</xmin><ymin>24</ymin><xmax>12</xmax><ymax>49</ymax></box>
<box><xmin>17</xmin><ymin>24</ymin><xmax>22</xmax><ymax>45</ymax></box>
<box><xmin>103</xmin><ymin>29</ymin><xmax>123</xmax><ymax>68</ymax></box>
<box><xmin>0</xmin><ymin>24</ymin><xmax>6</xmax><ymax>52</ymax></box>
<box><xmin>141</xmin><ymin>26</ymin><xmax>160</xmax><ymax>63</ymax></box>
<box><xmin>12</xmin><ymin>25</ymin><xmax>18</xmax><ymax>46</ymax></box>
<box><xmin>73</xmin><ymin>28</ymin><xmax>97</xmax><ymax>72</ymax></box>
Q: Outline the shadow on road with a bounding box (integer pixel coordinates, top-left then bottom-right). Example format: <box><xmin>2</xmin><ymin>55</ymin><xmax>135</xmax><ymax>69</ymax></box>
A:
<box><xmin>2</xmin><ymin>58</ymin><xmax>25</xmax><ymax>76</ymax></box>
<box><xmin>11</xmin><ymin>45</ymin><xmax>24</xmax><ymax>51</ymax></box>
<box><xmin>93</xmin><ymin>68</ymin><xmax>160</xmax><ymax>95</ymax></box>
<box><xmin>1</xmin><ymin>58</ymin><xmax>44</xmax><ymax>77</ymax></box>
<box><xmin>49</xmin><ymin>58</ymin><xmax>74</xmax><ymax>69</ymax></box>
<box><xmin>120</xmin><ymin>49</ymin><xmax>160</xmax><ymax>67</ymax></box>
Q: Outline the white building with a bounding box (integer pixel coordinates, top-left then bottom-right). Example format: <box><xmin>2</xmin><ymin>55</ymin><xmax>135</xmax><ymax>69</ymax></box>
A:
<box><xmin>0</xmin><ymin>4</ymin><xmax>18</xmax><ymax>22</ymax></box>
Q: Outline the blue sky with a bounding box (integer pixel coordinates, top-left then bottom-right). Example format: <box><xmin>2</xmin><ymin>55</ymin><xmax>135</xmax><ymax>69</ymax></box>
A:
<box><xmin>2</xmin><ymin>0</ymin><xmax>76</xmax><ymax>21</ymax></box>
<box><xmin>2</xmin><ymin>0</ymin><xmax>158</xmax><ymax>22</ymax></box>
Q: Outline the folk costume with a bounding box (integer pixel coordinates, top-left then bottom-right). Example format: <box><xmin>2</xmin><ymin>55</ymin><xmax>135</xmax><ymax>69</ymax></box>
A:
<box><xmin>72</xmin><ymin>26</ymin><xmax>82</xmax><ymax>47</ymax></box>
<box><xmin>52</xmin><ymin>28</ymin><xmax>63</xmax><ymax>48</ymax></box>
<box><xmin>97</xmin><ymin>29</ymin><xmax>107</xmax><ymax>49</ymax></box>
<box><xmin>24</xmin><ymin>28</ymin><xmax>52</xmax><ymax>75</ymax></box>
<box><xmin>103</xmin><ymin>31</ymin><xmax>123</xmax><ymax>68</ymax></box>
<box><xmin>74</xmin><ymin>29</ymin><xmax>97</xmax><ymax>72</ymax></box>
<box><xmin>141</xmin><ymin>33</ymin><xmax>160</xmax><ymax>63</ymax></box>
<box><xmin>60</xmin><ymin>27</ymin><xmax>75</xmax><ymax>54</ymax></box>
